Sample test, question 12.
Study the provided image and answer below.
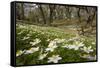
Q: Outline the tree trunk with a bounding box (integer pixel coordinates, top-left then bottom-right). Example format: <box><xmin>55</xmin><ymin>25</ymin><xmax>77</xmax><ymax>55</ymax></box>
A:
<box><xmin>21</xmin><ymin>3</ymin><xmax>24</xmax><ymax>20</ymax></box>
<box><xmin>38</xmin><ymin>5</ymin><xmax>46</xmax><ymax>24</ymax></box>
<box><xmin>49</xmin><ymin>5</ymin><xmax>55</xmax><ymax>25</ymax></box>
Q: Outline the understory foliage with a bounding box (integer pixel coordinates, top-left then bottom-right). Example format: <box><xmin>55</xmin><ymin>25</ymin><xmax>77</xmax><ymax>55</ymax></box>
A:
<box><xmin>16</xmin><ymin>24</ymin><xmax>96</xmax><ymax>65</ymax></box>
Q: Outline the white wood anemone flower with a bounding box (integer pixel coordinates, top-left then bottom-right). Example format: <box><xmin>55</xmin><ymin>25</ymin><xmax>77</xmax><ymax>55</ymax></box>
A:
<box><xmin>48</xmin><ymin>55</ymin><xmax>62</xmax><ymax>63</ymax></box>
<box><xmin>62</xmin><ymin>41</ymin><xmax>84</xmax><ymax>50</ymax></box>
<box><xmin>54</xmin><ymin>38</ymin><xmax>65</xmax><ymax>43</ymax></box>
<box><xmin>38</xmin><ymin>53</ymin><xmax>48</xmax><ymax>60</ymax></box>
<box><xmin>48</xmin><ymin>41</ymin><xmax>57</xmax><ymax>47</ymax></box>
<box><xmin>19</xmin><ymin>25</ymin><xmax>26</xmax><ymax>28</ymax></box>
<box><xmin>80</xmin><ymin>54</ymin><xmax>96</xmax><ymax>60</ymax></box>
<box><xmin>25</xmin><ymin>47</ymin><xmax>39</xmax><ymax>54</ymax></box>
<box><xmin>92</xmin><ymin>42</ymin><xmax>95</xmax><ymax>45</ymax></box>
<box><xmin>22</xmin><ymin>36</ymin><xmax>30</xmax><ymax>40</ymax></box>
<box><xmin>16</xmin><ymin>50</ymin><xmax>24</xmax><ymax>57</ymax></box>
<box><xmin>62</xmin><ymin>44</ymin><xmax>69</xmax><ymax>48</ymax></box>
<box><xmin>45</xmin><ymin>41</ymin><xmax>58</xmax><ymax>52</ymax></box>
<box><xmin>81</xmin><ymin>46</ymin><xmax>93</xmax><ymax>53</ymax></box>
<box><xmin>47</xmin><ymin>39</ymin><xmax>50</xmax><ymax>42</ymax></box>
<box><xmin>75</xmin><ymin>41</ymin><xmax>84</xmax><ymax>47</ymax></box>
<box><xmin>68</xmin><ymin>37</ymin><xmax>79</xmax><ymax>41</ymax></box>
<box><xmin>18</xmin><ymin>31</ymin><xmax>24</xmax><ymax>35</ymax></box>
<box><xmin>68</xmin><ymin>45</ymin><xmax>79</xmax><ymax>50</ymax></box>
<box><xmin>62</xmin><ymin>44</ymin><xmax>80</xmax><ymax>50</ymax></box>
<box><xmin>30</xmin><ymin>38</ymin><xmax>41</xmax><ymax>46</ymax></box>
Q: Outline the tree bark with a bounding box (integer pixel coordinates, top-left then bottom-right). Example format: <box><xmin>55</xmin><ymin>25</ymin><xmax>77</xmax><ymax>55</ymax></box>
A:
<box><xmin>49</xmin><ymin>5</ymin><xmax>56</xmax><ymax>25</ymax></box>
<box><xmin>38</xmin><ymin>5</ymin><xmax>46</xmax><ymax>24</ymax></box>
<box><xmin>21</xmin><ymin>3</ymin><xmax>24</xmax><ymax>20</ymax></box>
